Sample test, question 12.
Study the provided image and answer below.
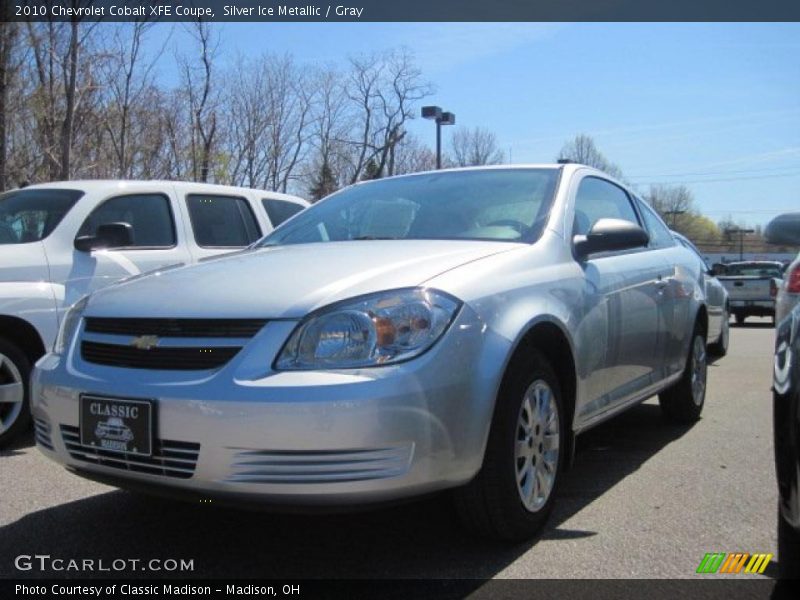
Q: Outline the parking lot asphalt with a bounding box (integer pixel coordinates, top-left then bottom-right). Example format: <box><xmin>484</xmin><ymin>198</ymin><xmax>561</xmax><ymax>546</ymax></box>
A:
<box><xmin>0</xmin><ymin>318</ymin><xmax>779</xmax><ymax>580</ymax></box>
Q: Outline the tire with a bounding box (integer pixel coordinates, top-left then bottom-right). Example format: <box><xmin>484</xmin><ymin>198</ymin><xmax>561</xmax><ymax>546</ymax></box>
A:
<box><xmin>659</xmin><ymin>324</ymin><xmax>707</xmax><ymax>423</ymax></box>
<box><xmin>708</xmin><ymin>308</ymin><xmax>729</xmax><ymax>358</ymax></box>
<box><xmin>454</xmin><ymin>350</ymin><xmax>565</xmax><ymax>541</ymax></box>
<box><xmin>779</xmin><ymin>509</ymin><xmax>800</xmax><ymax>579</ymax></box>
<box><xmin>0</xmin><ymin>337</ymin><xmax>32</xmax><ymax>447</ymax></box>
<box><xmin>734</xmin><ymin>312</ymin><xmax>745</xmax><ymax>325</ymax></box>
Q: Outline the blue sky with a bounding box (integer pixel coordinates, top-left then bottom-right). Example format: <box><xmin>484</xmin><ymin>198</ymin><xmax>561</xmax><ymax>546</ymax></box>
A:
<box><xmin>148</xmin><ymin>22</ymin><xmax>799</xmax><ymax>227</ymax></box>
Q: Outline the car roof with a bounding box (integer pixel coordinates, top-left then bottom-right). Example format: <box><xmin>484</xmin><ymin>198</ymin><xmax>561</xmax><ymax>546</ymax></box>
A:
<box><xmin>348</xmin><ymin>163</ymin><xmax>628</xmax><ymax>190</ymax></box>
<box><xmin>15</xmin><ymin>180</ymin><xmax>309</xmax><ymax>205</ymax></box>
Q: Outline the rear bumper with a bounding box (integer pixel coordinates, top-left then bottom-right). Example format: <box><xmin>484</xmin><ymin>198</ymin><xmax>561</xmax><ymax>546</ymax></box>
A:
<box><xmin>731</xmin><ymin>300</ymin><xmax>774</xmax><ymax>316</ymax></box>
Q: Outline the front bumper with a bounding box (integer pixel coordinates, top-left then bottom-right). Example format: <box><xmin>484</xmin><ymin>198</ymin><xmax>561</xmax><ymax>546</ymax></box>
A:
<box><xmin>31</xmin><ymin>310</ymin><xmax>506</xmax><ymax>506</ymax></box>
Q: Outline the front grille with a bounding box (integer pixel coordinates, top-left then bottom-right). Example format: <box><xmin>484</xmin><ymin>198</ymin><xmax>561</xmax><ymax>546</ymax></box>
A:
<box><xmin>81</xmin><ymin>341</ymin><xmax>240</xmax><ymax>370</ymax></box>
<box><xmin>84</xmin><ymin>317</ymin><xmax>267</xmax><ymax>338</ymax></box>
<box><xmin>33</xmin><ymin>417</ymin><xmax>53</xmax><ymax>450</ymax></box>
<box><xmin>225</xmin><ymin>444</ymin><xmax>414</xmax><ymax>484</ymax></box>
<box><xmin>60</xmin><ymin>425</ymin><xmax>200</xmax><ymax>479</ymax></box>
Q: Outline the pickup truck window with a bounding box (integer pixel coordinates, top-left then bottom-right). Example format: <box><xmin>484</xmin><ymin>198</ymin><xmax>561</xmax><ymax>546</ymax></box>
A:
<box><xmin>724</xmin><ymin>263</ymin><xmax>783</xmax><ymax>278</ymax></box>
<box><xmin>187</xmin><ymin>194</ymin><xmax>261</xmax><ymax>248</ymax></box>
<box><xmin>78</xmin><ymin>194</ymin><xmax>176</xmax><ymax>248</ymax></box>
<box><xmin>260</xmin><ymin>168</ymin><xmax>559</xmax><ymax>246</ymax></box>
<box><xmin>262</xmin><ymin>198</ymin><xmax>304</xmax><ymax>227</ymax></box>
<box><xmin>573</xmin><ymin>177</ymin><xmax>639</xmax><ymax>236</ymax></box>
<box><xmin>0</xmin><ymin>188</ymin><xmax>83</xmax><ymax>244</ymax></box>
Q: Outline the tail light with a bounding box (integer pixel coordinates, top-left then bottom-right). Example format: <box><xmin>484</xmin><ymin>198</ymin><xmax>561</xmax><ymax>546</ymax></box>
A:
<box><xmin>771</xmin><ymin>278</ymin><xmax>779</xmax><ymax>297</ymax></box>
<box><xmin>787</xmin><ymin>265</ymin><xmax>800</xmax><ymax>294</ymax></box>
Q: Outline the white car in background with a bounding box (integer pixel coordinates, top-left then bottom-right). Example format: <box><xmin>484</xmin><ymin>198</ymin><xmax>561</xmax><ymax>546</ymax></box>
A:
<box><xmin>0</xmin><ymin>180</ymin><xmax>308</xmax><ymax>445</ymax></box>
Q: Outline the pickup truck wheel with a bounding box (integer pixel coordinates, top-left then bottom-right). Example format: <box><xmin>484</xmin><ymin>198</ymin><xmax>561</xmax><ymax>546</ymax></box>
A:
<box><xmin>454</xmin><ymin>351</ymin><xmax>564</xmax><ymax>541</ymax></box>
<box><xmin>659</xmin><ymin>327</ymin><xmax>707</xmax><ymax>423</ymax></box>
<box><xmin>0</xmin><ymin>338</ymin><xmax>31</xmax><ymax>447</ymax></box>
<box><xmin>708</xmin><ymin>308</ymin><xmax>729</xmax><ymax>357</ymax></box>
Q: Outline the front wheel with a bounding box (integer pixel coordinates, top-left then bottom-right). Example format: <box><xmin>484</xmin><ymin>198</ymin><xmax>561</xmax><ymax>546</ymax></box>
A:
<box><xmin>659</xmin><ymin>326</ymin><xmax>707</xmax><ymax>423</ymax></box>
<box><xmin>0</xmin><ymin>338</ymin><xmax>32</xmax><ymax>447</ymax></box>
<box><xmin>454</xmin><ymin>351</ymin><xmax>565</xmax><ymax>541</ymax></box>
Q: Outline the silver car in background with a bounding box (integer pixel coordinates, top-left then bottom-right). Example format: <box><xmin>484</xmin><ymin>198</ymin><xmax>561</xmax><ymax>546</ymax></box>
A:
<box><xmin>673</xmin><ymin>231</ymin><xmax>730</xmax><ymax>357</ymax></box>
<box><xmin>32</xmin><ymin>165</ymin><xmax>709</xmax><ymax>541</ymax></box>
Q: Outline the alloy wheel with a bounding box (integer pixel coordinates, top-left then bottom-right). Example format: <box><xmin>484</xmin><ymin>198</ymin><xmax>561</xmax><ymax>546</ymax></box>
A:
<box><xmin>691</xmin><ymin>335</ymin><xmax>707</xmax><ymax>406</ymax></box>
<box><xmin>0</xmin><ymin>353</ymin><xmax>24</xmax><ymax>435</ymax></box>
<box><xmin>515</xmin><ymin>379</ymin><xmax>560</xmax><ymax>512</ymax></box>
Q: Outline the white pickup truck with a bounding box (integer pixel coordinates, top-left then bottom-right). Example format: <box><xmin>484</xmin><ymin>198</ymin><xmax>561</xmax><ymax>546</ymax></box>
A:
<box><xmin>718</xmin><ymin>261</ymin><xmax>784</xmax><ymax>325</ymax></box>
<box><xmin>0</xmin><ymin>180</ymin><xmax>308</xmax><ymax>445</ymax></box>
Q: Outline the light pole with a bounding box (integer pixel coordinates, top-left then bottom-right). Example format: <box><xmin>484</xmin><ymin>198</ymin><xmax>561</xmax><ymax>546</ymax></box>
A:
<box><xmin>725</xmin><ymin>227</ymin><xmax>755</xmax><ymax>261</ymax></box>
<box><xmin>421</xmin><ymin>106</ymin><xmax>455</xmax><ymax>169</ymax></box>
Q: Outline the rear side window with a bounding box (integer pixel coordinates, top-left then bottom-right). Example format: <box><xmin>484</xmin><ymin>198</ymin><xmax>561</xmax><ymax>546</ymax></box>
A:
<box><xmin>262</xmin><ymin>198</ymin><xmax>304</xmax><ymax>227</ymax></box>
<box><xmin>573</xmin><ymin>177</ymin><xmax>639</xmax><ymax>236</ymax></box>
<box><xmin>78</xmin><ymin>194</ymin><xmax>175</xmax><ymax>248</ymax></box>
<box><xmin>0</xmin><ymin>188</ymin><xmax>83</xmax><ymax>244</ymax></box>
<box><xmin>187</xmin><ymin>194</ymin><xmax>261</xmax><ymax>247</ymax></box>
<box><xmin>637</xmin><ymin>200</ymin><xmax>675</xmax><ymax>248</ymax></box>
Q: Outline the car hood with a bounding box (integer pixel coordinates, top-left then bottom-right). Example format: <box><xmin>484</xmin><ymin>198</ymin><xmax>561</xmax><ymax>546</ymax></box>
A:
<box><xmin>86</xmin><ymin>240</ymin><xmax>521</xmax><ymax>319</ymax></box>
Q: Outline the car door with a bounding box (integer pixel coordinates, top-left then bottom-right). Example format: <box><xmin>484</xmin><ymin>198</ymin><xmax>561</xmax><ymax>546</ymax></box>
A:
<box><xmin>572</xmin><ymin>176</ymin><xmax>669</xmax><ymax>420</ymax></box>
<box><xmin>52</xmin><ymin>191</ymin><xmax>191</xmax><ymax>306</ymax></box>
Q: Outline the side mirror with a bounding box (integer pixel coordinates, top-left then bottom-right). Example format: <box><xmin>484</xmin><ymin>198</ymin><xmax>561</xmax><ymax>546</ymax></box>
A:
<box><xmin>573</xmin><ymin>218</ymin><xmax>649</xmax><ymax>258</ymax></box>
<box><xmin>74</xmin><ymin>222</ymin><xmax>134</xmax><ymax>252</ymax></box>
<box><xmin>765</xmin><ymin>212</ymin><xmax>800</xmax><ymax>246</ymax></box>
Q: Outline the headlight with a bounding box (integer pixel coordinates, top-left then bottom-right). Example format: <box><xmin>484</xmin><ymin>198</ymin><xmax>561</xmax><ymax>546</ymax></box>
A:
<box><xmin>275</xmin><ymin>288</ymin><xmax>461</xmax><ymax>370</ymax></box>
<box><xmin>53</xmin><ymin>296</ymin><xmax>89</xmax><ymax>355</ymax></box>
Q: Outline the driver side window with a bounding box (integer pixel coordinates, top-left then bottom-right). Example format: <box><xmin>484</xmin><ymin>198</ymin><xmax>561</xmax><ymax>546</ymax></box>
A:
<box><xmin>573</xmin><ymin>177</ymin><xmax>639</xmax><ymax>237</ymax></box>
<box><xmin>78</xmin><ymin>194</ymin><xmax>175</xmax><ymax>248</ymax></box>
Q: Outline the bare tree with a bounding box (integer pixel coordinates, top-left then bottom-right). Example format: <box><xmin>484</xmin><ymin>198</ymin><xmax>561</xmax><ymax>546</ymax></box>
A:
<box><xmin>391</xmin><ymin>133</ymin><xmax>437</xmax><ymax>175</ymax></box>
<box><xmin>179</xmin><ymin>21</ymin><xmax>219</xmax><ymax>183</ymax></box>
<box><xmin>101</xmin><ymin>21</ymin><xmax>166</xmax><ymax>178</ymax></box>
<box><xmin>344</xmin><ymin>49</ymin><xmax>432</xmax><ymax>182</ymax></box>
<box><xmin>25</xmin><ymin>5</ymin><xmax>100</xmax><ymax>181</ymax></box>
<box><xmin>222</xmin><ymin>54</ymin><xmax>313</xmax><ymax>191</ymax></box>
<box><xmin>0</xmin><ymin>16</ymin><xmax>21</xmax><ymax>189</ymax></box>
<box><xmin>450</xmin><ymin>126</ymin><xmax>505</xmax><ymax>167</ymax></box>
<box><xmin>556</xmin><ymin>133</ymin><xmax>623</xmax><ymax>179</ymax></box>
<box><xmin>645</xmin><ymin>183</ymin><xmax>720</xmax><ymax>242</ymax></box>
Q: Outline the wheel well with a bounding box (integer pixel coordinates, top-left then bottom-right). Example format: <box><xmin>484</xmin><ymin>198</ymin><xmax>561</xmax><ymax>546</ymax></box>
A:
<box><xmin>507</xmin><ymin>321</ymin><xmax>577</xmax><ymax>467</ymax></box>
<box><xmin>0</xmin><ymin>316</ymin><xmax>46</xmax><ymax>364</ymax></box>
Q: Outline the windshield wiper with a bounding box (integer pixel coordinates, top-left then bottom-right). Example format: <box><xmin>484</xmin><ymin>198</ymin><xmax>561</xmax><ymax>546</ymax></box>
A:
<box><xmin>351</xmin><ymin>236</ymin><xmax>400</xmax><ymax>241</ymax></box>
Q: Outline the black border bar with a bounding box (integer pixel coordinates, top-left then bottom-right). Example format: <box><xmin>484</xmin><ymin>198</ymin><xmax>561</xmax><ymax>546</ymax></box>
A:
<box><xmin>5</xmin><ymin>0</ymin><xmax>800</xmax><ymax>23</ymax></box>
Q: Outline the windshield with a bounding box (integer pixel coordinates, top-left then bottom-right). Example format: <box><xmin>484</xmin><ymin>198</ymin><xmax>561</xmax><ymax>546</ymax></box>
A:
<box><xmin>260</xmin><ymin>169</ymin><xmax>560</xmax><ymax>247</ymax></box>
<box><xmin>0</xmin><ymin>188</ymin><xmax>83</xmax><ymax>244</ymax></box>
<box><xmin>724</xmin><ymin>263</ymin><xmax>783</xmax><ymax>278</ymax></box>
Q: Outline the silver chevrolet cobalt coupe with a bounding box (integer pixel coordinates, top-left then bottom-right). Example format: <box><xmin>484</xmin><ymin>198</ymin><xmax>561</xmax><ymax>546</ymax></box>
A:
<box><xmin>33</xmin><ymin>165</ymin><xmax>709</xmax><ymax>540</ymax></box>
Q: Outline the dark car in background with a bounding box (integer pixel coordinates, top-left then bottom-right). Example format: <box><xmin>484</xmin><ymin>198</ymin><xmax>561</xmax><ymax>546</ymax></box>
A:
<box><xmin>767</xmin><ymin>213</ymin><xmax>800</xmax><ymax>578</ymax></box>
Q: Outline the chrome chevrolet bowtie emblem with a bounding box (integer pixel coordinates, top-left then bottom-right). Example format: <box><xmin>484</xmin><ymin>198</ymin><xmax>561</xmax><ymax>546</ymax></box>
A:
<box><xmin>130</xmin><ymin>335</ymin><xmax>159</xmax><ymax>351</ymax></box>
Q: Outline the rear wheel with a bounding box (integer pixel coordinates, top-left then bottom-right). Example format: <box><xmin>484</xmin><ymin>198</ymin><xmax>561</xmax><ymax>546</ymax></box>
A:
<box><xmin>659</xmin><ymin>325</ymin><xmax>707</xmax><ymax>423</ymax></box>
<box><xmin>734</xmin><ymin>312</ymin><xmax>745</xmax><ymax>325</ymax></box>
<box><xmin>454</xmin><ymin>351</ymin><xmax>565</xmax><ymax>541</ymax></box>
<box><xmin>0</xmin><ymin>338</ymin><xmax>31</xmax><ymax>447</ymax></box>
<box><xmin>708</xmin><ymin>308</ymin><xmax>729</xmax><ymax>357</ymax></box>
